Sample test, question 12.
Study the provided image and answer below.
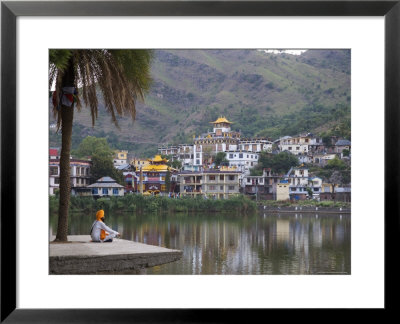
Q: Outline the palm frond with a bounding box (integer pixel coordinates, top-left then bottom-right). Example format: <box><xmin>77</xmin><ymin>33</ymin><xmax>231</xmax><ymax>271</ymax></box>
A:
<box><xmin>50</xmin><ymin>49</ymin><xmax>152</xmax><ymax>129</ymax></box>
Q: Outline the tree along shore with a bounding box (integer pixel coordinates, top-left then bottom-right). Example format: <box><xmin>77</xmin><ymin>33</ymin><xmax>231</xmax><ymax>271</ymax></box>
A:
<box><xmin>49</xmin><ymin>194</ymin><xmax>257</xmax><ymax>215</ymax></box>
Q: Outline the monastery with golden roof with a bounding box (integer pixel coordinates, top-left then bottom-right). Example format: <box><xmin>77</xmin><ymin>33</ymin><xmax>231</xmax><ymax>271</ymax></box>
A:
<box><xmin>159</xmin><ymin>116</ymin><xmax>273</xmax><ymax>171</ymax></box>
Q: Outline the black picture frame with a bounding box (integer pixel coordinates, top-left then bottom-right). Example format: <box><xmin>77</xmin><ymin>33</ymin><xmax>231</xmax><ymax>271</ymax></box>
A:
<box><xmin>1</xmin><ymin>0</ymin><xmax>399</xmax><ymax>322</ymax></box>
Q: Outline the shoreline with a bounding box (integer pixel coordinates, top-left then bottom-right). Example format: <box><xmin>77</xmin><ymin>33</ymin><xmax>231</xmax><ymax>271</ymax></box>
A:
<box><xmin>258</xmin><ymin>205</ymin><xmax>350</xmax><ymax>214</ymax></box>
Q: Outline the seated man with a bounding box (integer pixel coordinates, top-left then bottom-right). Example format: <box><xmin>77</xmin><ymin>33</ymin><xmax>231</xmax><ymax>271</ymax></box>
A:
<box><xmin>90</xmin><ymin>209</ymin><xmax>120</xmax><ymax>243</ymax></box>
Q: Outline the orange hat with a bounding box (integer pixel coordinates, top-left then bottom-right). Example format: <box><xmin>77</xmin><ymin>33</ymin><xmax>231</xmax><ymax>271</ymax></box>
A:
<box><xmin>96</xmin><ymin>209</ymin><xmax>104</xmax><ymax>221</ymax></box>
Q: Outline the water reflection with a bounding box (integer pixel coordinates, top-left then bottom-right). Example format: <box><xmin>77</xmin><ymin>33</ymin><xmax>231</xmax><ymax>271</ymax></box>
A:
<box><xmin>50</xmin><ymin>212</ymin><xmax>350</xmax><ymax>275</ymax></box>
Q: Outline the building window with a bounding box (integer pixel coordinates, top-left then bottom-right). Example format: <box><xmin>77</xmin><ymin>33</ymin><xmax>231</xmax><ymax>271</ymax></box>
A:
<box><xmin>209</xmin><ymin>175</ymin><xmax>215</xmax><ymax>181</ymax></box>
<box><xmin>296</xmin><ymin>147</ymin><xmax>300</xmax><ymax>150</ymax></box>
<box><xmin>196</xmin><ymin>153</ymin><xmax>200</xmax><ymax>158</ymax></box>
<box><xmin>239</xmin><ymin>153</ymin><xmax>243</xmax><ymax>158</ymax></box>
<box><xmin>209</xmin><ymin>185</ymin><xmax>215</xmax><ymax>190</ymax></box>
<box><xmin>229</xmin><ymin>154</ymin><xmax>233</xmax><ymax>159</ymax></box>
<box><xmin>50</xmin><ymin>167</ymin><xmax>58</xmax><ymax>175</ymax></box>
<box><xmin>247</xmin><ymin>178</ymin><xmax>251</xmax><ymax>183</ymax></box>
<box><xmin>220</xmin><ymin>186</ymin><xmax>223</xmax><ymax>190</ymax></box>
<box><xmin>92</xmin><ymin>188</ymin><xmax>98</xmax><ymax>195</ymax></box>
<box><xmin>102</xmin><ymin>188</ymin><xmax>108</xmax><ymax>195</ymax></box>
<box><xmin>220</xmin><ymin>175</ymin><xmax>224</xmax><ymax>180</ymax></box>
<box><xmin>54</xmin><ymin>177</ymin><xmax>60</xmax><ymax>184</ymax></box>
<box><xmin>196</xmin><ymin>159</ymin><xmax>200</xmax><ymax>165</ymax></box>
<box><xmin>228</xmin><ymin>186</ymin><xmax>234</xmax><ymax>190</ymax></box>
<box><xmin>229</xmin><ymin>175</ymin><xmax>235</xmax><ymax>181</ymax></box>
<box><xmin>113</xmin><ymin>188</ymin><xmax>119</xmax><ymax>195</ymax></box>
<box><xmin>289</xmin><ymin>147</ymin><xmax>292</xmax><ymax>150</ymax></box>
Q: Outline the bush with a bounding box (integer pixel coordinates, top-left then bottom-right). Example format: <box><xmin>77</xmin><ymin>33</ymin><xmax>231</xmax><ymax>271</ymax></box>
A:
<box><xmin>49</xmin><ymin>194</ymin><xmax>257</xmax><ymax>215</ymax></box>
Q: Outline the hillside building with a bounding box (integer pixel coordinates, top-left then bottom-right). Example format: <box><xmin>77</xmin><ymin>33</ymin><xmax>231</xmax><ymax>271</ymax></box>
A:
<box><xmin>238</xmin><ymin>139</ymin><xmax>273</xmax><ymax>153</ymax></box>
<box><xmin>113</xmin><ymin>150</ymin><xmax>128</xmax><ymax>167</ymax></box>
<box><xmin>242</xmin><ymin>168</ymin><xmax>280</xmax><ymax>200</ymax></box>
<box><xmin>225</xmin><ymin>150</ymin><xmax>259</xmax><ymax>175</ymax></box>
<box><xmin>279</xmin><ymin>134</ymin><xmax>311</xmax><ymax>155</ymax></box>
<box><xmin>193</xmin><ymin>117</ymin><xmax>240</xmax><ymax>166</ymax></box>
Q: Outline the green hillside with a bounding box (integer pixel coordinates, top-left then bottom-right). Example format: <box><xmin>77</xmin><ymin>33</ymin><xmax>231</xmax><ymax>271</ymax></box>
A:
<box><xmin>49</xmin><ymin>49</ymin><xmax>350</xmax><ymax>157</ymax></box>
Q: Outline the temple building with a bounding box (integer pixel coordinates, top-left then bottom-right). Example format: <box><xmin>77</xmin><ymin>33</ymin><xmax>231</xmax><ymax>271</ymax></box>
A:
<box><xmin>157</xmin><ymin>116</ymin><xmax>274</xmax><ymax>170</ymax></box>
<box><xmin>139</xmin><ymin>155</ymin><xmax>177</xmax><ymax>195</ymax></box>
<box><xmin>193</xmin><ymin>117</ymin><xmax>241</xmax><ymax>166</ymax></box>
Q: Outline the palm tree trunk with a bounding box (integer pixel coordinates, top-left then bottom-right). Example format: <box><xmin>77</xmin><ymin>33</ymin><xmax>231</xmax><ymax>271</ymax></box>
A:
<box><xmin>54</xmin><ymin>60</ymin><xmax>75</xmax><ymax>242</ymax></box>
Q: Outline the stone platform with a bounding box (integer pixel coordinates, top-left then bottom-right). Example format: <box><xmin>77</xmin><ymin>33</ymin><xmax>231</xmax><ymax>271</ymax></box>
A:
<box><xmin>49</xmin><ymin>235</ymin><xmax>182</xmax><ymax>274</ymax></box>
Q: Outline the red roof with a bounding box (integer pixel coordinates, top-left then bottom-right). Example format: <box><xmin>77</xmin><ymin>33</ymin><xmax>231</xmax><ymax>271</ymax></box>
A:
<box><xmin>49</xmin><ymin>148</ymin><xmax>58</xmax><ymax>156</ymax></box>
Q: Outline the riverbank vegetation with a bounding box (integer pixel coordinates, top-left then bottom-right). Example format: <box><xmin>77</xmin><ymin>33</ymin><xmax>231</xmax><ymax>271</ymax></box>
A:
<box><xmin>49</xmin><ymin>194</ymin><xmax>257</xmax><ymax>215</ymax></box>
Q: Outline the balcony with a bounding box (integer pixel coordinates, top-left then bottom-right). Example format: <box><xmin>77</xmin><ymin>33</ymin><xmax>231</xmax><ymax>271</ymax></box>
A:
<box><xmin>182</xmin><ymin>179</ymin><xmax>202</xmax><ymax>185</ymax></box>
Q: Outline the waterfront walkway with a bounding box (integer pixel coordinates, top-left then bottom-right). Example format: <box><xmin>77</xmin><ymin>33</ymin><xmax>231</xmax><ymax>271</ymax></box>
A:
<box><xmin>49</xmin><ymin>235</ymin><xmax>182</xmax><ymax>274</ymax></box>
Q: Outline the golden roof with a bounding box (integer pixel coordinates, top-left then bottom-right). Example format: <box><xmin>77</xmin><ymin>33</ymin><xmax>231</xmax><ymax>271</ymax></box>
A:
<box><xmin>148</xmin><ymin>155</ymin><xmax>168</xmax><ymax>163</ymax></box>
<box><xmin>142</xmin><ymin>164</ymin><xmax>169</xmax><ymax>172</ymax></box>
<box><xmin>210</xmin><ymin>117</ymin><xmax>232</xmax><ymax>124</ymax></box>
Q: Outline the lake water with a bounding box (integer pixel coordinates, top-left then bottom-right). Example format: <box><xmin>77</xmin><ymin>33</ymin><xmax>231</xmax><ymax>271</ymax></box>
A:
<box><xmin>50</xmin><ymin>211</ymin><xmax>351</xmax><ymax>275</ymax></box>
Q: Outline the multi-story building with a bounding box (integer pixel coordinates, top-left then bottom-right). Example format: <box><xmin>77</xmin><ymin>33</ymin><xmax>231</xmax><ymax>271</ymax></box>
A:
<box><xmin>242</xmin><ymin>168</ymin><xmax>280</xmax><ymax>200</ymax></box>
<box><xmin>238</xmin><ymin>138</ymin><xmax>273</xmax><ymax>153</ymax></box>
<box><xmin>158</xmin><ymin>144</ymin><xmax>179</xmax><ymax>157</ymax></box>
<box><xmin>286</xmin><ymin>166</ymin><xmax>310</xmax><ymax>201</ymax></box>
<box><xmin>49</xmin><ymin>152</ymin><xmax>92</xmax><ymax>196</ymax></box>
<box><xmin>286</xmin><ymin>166</ymin><xmax>309</xmax><ymax>186</ymax></box>
<box><xmin>113</xmin><ymin>150</ymin><xmax>128</xmax><ymax>167</ymax></box>
<box><xmin>225</xmin><ymin>150</ymin><xmax>259</xmax><ymax>175</ymax></box>
<box><xmin>279</xmin><ymin>134</ymin><xmax>312</xmax><ymax>155</ymax></box>
<box><xmin>193</xmin><ymin>117</ymin><xmax>240</xmax><ymax>166</ymax></box>
<box><xmin>308</xmin><ymin>176</ymin><xmax>323</xmax><ymax>199</ymax></box>
<box><xmin>177</xmin><ymin>144</ymin><xmax>194</xmax><ymax>166</ymax></box>
<box><xmin>179</xmin><ymin>166</ymin><xmax>241</xmax><ymax>199</ymax></box>
<box><xmin>284</xmin><ymin>166</ymin><xmax>322</xmax><ymax>200</ymax></box>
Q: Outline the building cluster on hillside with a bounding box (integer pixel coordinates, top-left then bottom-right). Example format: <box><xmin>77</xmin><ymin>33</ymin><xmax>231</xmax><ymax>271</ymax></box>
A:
<box><xmin>49</xmin><ymin>117</ymin><xmax>351</xmax><ymax>202</ymax></box>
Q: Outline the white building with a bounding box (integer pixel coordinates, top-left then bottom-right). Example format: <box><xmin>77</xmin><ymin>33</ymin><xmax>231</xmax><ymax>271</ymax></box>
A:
<box><xmin>49</xmin><ymin>156</ymin><xmax>91</xmax><ymax>196</ymax></box>
<box><xmin>308</xmin><ymin>176</ymin><xmax>323</xmax><ymax>199</ymax></box>
<box><xmin>225</xmin><ymin>151</ymin><xmax>259</xmax><ymax>175</ymax></box>
<box><xmin>87</xmin><ymin>177</ymin><xmax>124</xmax><ymax>197</ymax></box>
<box><xmin>279</xmin><ymin>135</ymin><xmax>310</xmax><ymax>155</ymax></box>
<box><xmin>286</xmin><ymin>166</ymin><xmax>309</xmax><ymax>186</ymax></box>
<box><xmin>113</xmin><ymin>150</ymin><xmax>128</xmax><ymax>167</ymax></box>
<box><xmin>177</xmin><ymin>144</ymin><xmax>194</xmax><ymax>166</ymax></box>
<box><xmin>238</xmin><ymin>139</ymin><xmax>273</xmax><ymax>153</ymax></box>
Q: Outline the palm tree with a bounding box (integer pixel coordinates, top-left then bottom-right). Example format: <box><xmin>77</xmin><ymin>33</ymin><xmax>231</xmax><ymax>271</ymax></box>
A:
<box><xmin>49</xmin><ymin>49</ymin><xmax>152</xmax><ymax>242</ymax></box>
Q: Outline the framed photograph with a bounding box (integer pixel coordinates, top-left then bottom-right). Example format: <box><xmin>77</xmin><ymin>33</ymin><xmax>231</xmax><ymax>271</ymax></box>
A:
<box><xmin>1</xmin><ymin>0</ymin><xmax>398</xmax><ymax>322</ymax></box>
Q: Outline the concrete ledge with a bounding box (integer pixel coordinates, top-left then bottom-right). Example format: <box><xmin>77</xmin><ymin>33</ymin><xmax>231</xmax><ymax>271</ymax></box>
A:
<box><xmin>50</xmin><ymin>235</ymin><xmax>182</xmax><ymax>274</ymax></box>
